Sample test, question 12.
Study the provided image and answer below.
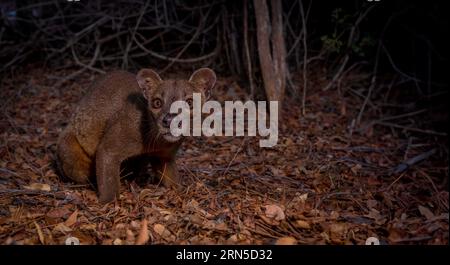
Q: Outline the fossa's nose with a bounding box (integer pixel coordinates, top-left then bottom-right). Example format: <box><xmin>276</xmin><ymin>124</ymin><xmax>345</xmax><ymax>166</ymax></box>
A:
<box><xmin>162</xmin><ymin>113</ymin><xmax>177</xmax><ymax>128</ymax></box>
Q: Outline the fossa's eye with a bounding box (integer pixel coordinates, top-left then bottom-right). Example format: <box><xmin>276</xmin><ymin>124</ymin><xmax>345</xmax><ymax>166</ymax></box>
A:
<box><xmin>152</xmin><ymin>98</ymin><xmax>162</xmax><ymax>109</ymax></box>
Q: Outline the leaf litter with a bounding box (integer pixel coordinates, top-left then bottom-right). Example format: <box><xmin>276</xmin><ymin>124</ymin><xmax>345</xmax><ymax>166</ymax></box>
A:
<box><xmin>0</xmin><ymin>67</ymin><xmax>448</xmax><ymax>245</ymax></box>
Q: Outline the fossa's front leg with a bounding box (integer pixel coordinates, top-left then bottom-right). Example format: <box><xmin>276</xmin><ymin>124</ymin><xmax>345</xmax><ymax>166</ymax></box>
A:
<box><xmin>95</xmin><ymin>130</ymin><xmax>141</xmax><ymax>203</ymax></box>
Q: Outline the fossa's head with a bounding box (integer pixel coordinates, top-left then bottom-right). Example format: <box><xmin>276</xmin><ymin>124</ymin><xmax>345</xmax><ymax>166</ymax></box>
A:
<box><xmin>136</xmin><ymin>68</ymin><xmax>216</xmax><ymax>143</ymax></box>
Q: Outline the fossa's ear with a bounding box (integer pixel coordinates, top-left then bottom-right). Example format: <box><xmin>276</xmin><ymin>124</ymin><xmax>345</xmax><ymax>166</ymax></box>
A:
<box><xmin>189</xmin><ymin>68</ymin><xmax>216</xmax><ymax>100</ymax></box>
<box><xmin>137</xmin><ymin>69</ymin><xmax>162</xmax><ymax>97</ymax></box>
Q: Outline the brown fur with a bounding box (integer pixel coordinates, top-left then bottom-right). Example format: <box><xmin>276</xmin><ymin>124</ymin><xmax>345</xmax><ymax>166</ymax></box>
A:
<box><xmin>56</xmin><ymin>68</ymin><xmax>216</xmax><ymax>203</ymax></box>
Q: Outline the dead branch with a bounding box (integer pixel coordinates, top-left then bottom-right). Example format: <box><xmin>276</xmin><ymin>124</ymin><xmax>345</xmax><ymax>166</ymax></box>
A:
<box><xmin>299</xmin><ymin>0</ymin><xmax>308</xmax><ymax>115</ymax></box>
<box><xmin>243</xmin><ymin>0</ymin><xmax>255</xmax><ymax>96</ymax></box>
<box><xmin>376</xmin><ymin>122</ymin><xmax>447</xmax><ymax>137</ymax></box>
<box><xmin>390</xmin><ymin>148</ymin><xmax>437</xmax><ymax>175</ymax></box>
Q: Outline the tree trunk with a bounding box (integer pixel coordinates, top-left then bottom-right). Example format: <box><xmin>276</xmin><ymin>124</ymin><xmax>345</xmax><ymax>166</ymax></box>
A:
<box><xmin>253</xmin><ymin>0</ymin><xmax>286</xmax><ymax>103</ymax></box>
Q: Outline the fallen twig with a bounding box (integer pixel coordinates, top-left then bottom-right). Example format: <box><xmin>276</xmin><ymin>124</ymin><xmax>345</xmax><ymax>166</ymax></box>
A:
<box><xmin>390</xmin><ymin>148</ymin><xmax>437</xmax><ymax>175</ymax></box>
<box><xmin>0</xmin><ymin>189</ymin><xmax>68</xmax><ymax>200</ymax></box>
<box><xmin>376</xmin><ymin>122</ymin><xmax>447</xmax><ymax>136</ymax></box>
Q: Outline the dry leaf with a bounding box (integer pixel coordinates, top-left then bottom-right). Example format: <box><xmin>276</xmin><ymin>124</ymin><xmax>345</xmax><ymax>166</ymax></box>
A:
<box><xmin>418</xmin><ymin>205</ymin><xmax>435</xmax><ymax>220</ymax></box>
<box><xmin>46</xmin><ymin>208</ymin><xmax>71</xmax><ymax>219</ymax></box>
<box><xmin>126</xmin><ymin>229</ymin><xmax>135</xmax><ymax>244</ymax></box>
<box><xmin>139</xmin><ymin>189</ymin><xmax>165</xmax><ymax>200</ymax></box>
<box><xmin>227</xmin><ymin>234</ymin><xmax>239</xmax><ymax>243</ymax></box>
<box><xmin>275</xmin><ymin>237</ymin><xmax>297</xmax><ymax>245</ymax></box>
<box><xmin>350</xmin><ymin>164</ymin><xmax>362</xmax><ymax>174</ymax></box>
<box><xmin>186</xmin><ymin>214</ymin><xmax>203</xmax><ymax>225</ymax></box>
<box><xmin>203</xmin><ymin>220</ymin><xmax>228</xmax><ymax>231</ymax></box>
<box><xmin>153</xmin><ymin>223</ymin><xmax>165</xmax><ymax>236</ymax></box>
<box><xmin>34</xmin><ymin>221</ymin><xmax>45</xmax><ymax>245</ymax></box>
<box><xmin>284</xmin><ymin>138</ymin><xmax>294</xmax><ymax>146</ymax></box>
<box><xmin>340</xmin><ymin>102</ymin><xmax>347</xmax><ymax>116</ymax></box>
<box><xmin>101</xmin><ymin>239</ymin><xmax>112</xmax><ymax>245</ymax></box>
<box><xmin>24</xmin><ymin>183</ymin><xmax>51</xmax><ymax>192</ymax></box>
<box><xmin>130</xmin><ymin>220</ymin><xmax>140</xmax><ymax>229</ymax></box>
<box><xmin>113</xmin><ymin>238</ymin><xmax>122</xmax><ymax>245</ymax></box>
<box><xmin>159</xmin><ymin>209</ymin><xmax>173</xmax><ymax>216</ymax></box>
<box><xmin>215</xmin><ymin>222</ymin><xmax>228</xmax><ymax>231</ymax></box>
<box><xmin>295</xmin><ymin>220</ymin><xmax>311</xmax><ymax>229</ymax></box>
<box><xmin>367</xmin><ymin>199</ymin><xmax>378</xmax><ymax>209</ymax></box>
<box><xmin>388</xmin><ymin>228</ymin><xmax>407</xmax><ymax>243</ymax></box>
<box><xmin>269</xmin><ymin>166</ymin><xmax>287</xmax><ymax>178</ymax></box>
<box><xmin>26</xmin><ymin>212</ymin><xmax>45</xmax><ymax>219</ymax></box>
<box><xmin>53</xmin><ymin>223</ymin><xmax>72</xmax><ymax>233</ymax></box>
<box><xmin>153</xmin><ymin>223</ymin><xmax>173</xmax><ymax>240</ymax></box>
<box><xmin>80</xmin><ymin>224</ymin><xmax>96</xmax><ymax>231</ymax></box>
<box><xmin>264</xmin><ymin>204</ymin><xmax>285</xmax><ymax>221</ymax></box>
<box><xmin>320</xmin><ymin>231</ymin><xmax>330</xmax><ymax>242</ymax></box>
<box><xmin>135</xmin><ymin>219</ymin><xmax>149</xmax><ymax>245</ymax></box>
<box><xmin>330</xmin><ymin>211</ymin><xmax>340</xmax><ymax>220</ymax></box>
<box><xmin>115</xmin><ymin>223</ymin><xmax>126</xmax><ymax>230</ymax></box>
<box><xmin>187</xmin><ymin>199</ymin><xmax>200</xmax><ymax>209</ymax></box>
<box><xmin>364</xmin><ymin>208</ymin><xmax>387</xmax><ymax>225</ymax></box>
<box><xmin>329</xmin><ymin>223</ymin><xmax>347</xmax><ymax>237</ymax></box>
<box><xmin>64</xmin><ymin>210</ymin><xmax>78</xmax><ymax>227</ymax></box>
<box><xmin>299</xmin><ymin>193</ymin><xmax>308</xmax><ymax>203</ymax></box>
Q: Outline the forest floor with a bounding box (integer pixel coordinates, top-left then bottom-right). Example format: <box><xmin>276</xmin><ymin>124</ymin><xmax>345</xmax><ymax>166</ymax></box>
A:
<box><xmin>0</xmin><ymin>66</ymin><xmax>448</xmax><ymax>245</ymax></box>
